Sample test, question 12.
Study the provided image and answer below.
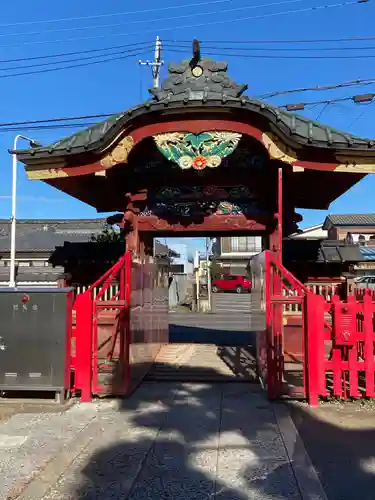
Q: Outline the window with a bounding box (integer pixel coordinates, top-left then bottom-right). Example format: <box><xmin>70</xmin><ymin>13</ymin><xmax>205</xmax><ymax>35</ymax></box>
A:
<box><xmin>229</xmin><ymin>236</ymin><xmax>262</xmax><ymax>253</ymax></box>
<box><xmin>18</xmin><ymin>261</ymin><xmax>30</xmax><ymax>267</ymax></box>
<box><xmin>33</xmin><ymin>261</ymin><xmax>47</xmax><ymax>267</ymax></box>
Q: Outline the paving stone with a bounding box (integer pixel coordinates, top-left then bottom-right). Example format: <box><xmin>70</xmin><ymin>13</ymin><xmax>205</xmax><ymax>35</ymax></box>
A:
<box><xmin>0</xmin><ymin>382</ymin><xmax>308</xmax><ymax>500</ymax></box>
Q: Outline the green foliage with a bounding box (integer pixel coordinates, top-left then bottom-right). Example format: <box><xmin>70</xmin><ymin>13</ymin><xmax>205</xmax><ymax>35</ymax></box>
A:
<box><xmin>210</xmin><ymin>258</ymin><xmax>225</xmax><ymax>280</ymax></box>
<box><xmin>91</xmin><ymin>225</ymin><xmax>124</xmax><ymax>243</ymax></box>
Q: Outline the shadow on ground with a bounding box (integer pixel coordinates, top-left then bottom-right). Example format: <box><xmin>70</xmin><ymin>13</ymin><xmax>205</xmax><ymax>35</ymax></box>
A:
<box><xmin>168</xmin><ymin>323</ymin><xmax>256</xmax><ymax>345</ymax></box>
<box><xmin>55</xmin><ymin>338</ymin><xmax>375</xmax><ymax>500</ymax></box>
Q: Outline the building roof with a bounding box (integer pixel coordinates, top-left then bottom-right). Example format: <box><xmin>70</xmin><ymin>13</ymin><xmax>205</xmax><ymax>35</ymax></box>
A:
<box><xmin>323</xmin><ymin>214</ymin><xmax>375</xmax><ymax>229</ymax></box>
<box><xmin>12</xmin><ymin>52</ymin><xmax>375</xmax><ymax>161</ymax></box>
<box><xmin>289</xmin><ymin>224</ymin><xmax>327</xmax><ymax>240</ymax></box>
<box><xmin>283</xmin><ymin>238</ymin><xmax>364</xmax><ymax>263</ymax></box>
<box><xmin>0</xmin><ymin>218</ymin><xmax>107</xmax><ymax>252</ymax></box>
<box><xmin>0</xmin><ymin>266</ymin><xmax>65</xmax><ymax>283</ymax></box>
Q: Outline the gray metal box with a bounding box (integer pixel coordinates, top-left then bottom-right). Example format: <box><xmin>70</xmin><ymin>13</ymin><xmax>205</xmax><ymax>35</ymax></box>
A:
<box><xmin>0</xmin><ymin>288</ymin><xmax>73</xmax><ymax>393</ymax></box>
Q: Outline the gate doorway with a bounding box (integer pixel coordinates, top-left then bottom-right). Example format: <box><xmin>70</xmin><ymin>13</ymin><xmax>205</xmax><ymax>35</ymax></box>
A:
<box><xmin>146</xmin><ymin>234</ymin><xmax>260</xmax><ymax>384</ymax></box>
<box><xmin>15</xmin><ymin>41</ymin><xmax>375</xmax><ymax>403</ymax></box>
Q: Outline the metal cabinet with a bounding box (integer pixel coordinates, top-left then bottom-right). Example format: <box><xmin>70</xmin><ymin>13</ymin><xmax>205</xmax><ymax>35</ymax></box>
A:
<box><xmin>0</xmin><ymin>288</ymin><xmax>73</xmax><ymax>398</ymax></box>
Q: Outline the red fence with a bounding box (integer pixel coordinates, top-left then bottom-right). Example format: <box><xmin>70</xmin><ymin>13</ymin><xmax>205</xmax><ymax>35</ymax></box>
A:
<box><xmin>259</xmin><ymin>250</ymin><xmax>375</xmax><ymax>405</ymax></box>
<box><xmin>72</xmin><ymin>251</ymin><xmax>168</xmax><ymax>402</ymax></box>
<box><xmin>305</xmin><ymin>292</ymin><xmax>375</xmax><ymax>405</ymax></box>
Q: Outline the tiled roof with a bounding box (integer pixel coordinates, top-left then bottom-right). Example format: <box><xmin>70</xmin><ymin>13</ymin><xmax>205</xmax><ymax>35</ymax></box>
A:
<box><xmin>12</xmin><ymin>54</ymin><xmax>375</xmax><ymax>161</ymax></box>
<box><xmin>324</xmin><ymin>214</ymin><xmax>375</xmax><ymax>228</ymax></box>
<box><xmin>283</xmin><ymin>238</ymin><xmax>364</xmax><ymax>263</ymax></box>
<box><xmin>0</xmin><ymin>266</ymin><xmax>64</xmax><ymax>283</ymax></box>
<box><xmin>0</xmin><ymin>219</ymin><xmax>107</xmax><ymax>252</ymax></box>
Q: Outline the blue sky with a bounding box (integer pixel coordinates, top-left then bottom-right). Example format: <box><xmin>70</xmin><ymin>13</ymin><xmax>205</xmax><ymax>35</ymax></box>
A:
<box><xmin>1</xmin><ymin>0</ymin><xmax>375</xmax><ymax>254</ymax></box>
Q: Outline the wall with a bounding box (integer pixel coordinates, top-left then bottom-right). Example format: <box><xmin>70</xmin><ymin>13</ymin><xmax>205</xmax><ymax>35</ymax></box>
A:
<box><xmin>220</xmin><ymin>236</ymin><xmax>262</xmax><ymax>256</ymax></box>
<box><xmin>165</xmin><ymin>242</ymin><xmax>194</xmax><ymax>275</ymax></box>
<box><xmin>328</xmin><ymin>226</ymin><xmax>375</xmax><ymax>241</ymax></box>
<box><xmin>169</xmin><ymin>274</ymin><xmax>194</xmax><ymax>309</ymax></box>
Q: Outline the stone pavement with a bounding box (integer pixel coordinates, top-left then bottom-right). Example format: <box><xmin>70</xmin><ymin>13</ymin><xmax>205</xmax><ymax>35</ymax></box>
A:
<box><xmin>0</xmin><ymin>383</ymin><xmax>326</xmax><ymax>500</ymax></box>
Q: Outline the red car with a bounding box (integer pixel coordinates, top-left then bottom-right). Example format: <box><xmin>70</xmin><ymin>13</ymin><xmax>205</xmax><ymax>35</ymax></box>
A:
<box><xmin>211</xmin><ymin>274</ymin><xmax>252</xmax><ymax>294</ymax></box>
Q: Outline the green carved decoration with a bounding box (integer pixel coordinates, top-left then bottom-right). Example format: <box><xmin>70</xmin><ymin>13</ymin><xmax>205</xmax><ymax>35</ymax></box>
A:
<box><xmin>153</xmin><ymin>131</ymin><xmax>242</xmax><ymax>170</ymax></box>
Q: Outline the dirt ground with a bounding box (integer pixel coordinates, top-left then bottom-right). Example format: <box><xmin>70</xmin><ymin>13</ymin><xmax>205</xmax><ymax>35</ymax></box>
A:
<box><xmin>288</xmin><ymin>399</ymin><xmax>375</xmax><ymax>500</ymax></box>
<box><xmin>0</xmin><ymin>398</ymin><xmax>75</xmax><ymax>423</ymax></box>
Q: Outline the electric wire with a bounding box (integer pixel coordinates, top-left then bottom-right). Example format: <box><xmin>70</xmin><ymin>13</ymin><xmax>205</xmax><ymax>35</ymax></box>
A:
<box><xmin>0</xmin><ymin>0</ymin><xmax>242</xmax><ymax>28</ymax></box>
<box><xmin>0</xmin><ymin>49</ymin><xmax>152</xmax><ymax>79</ymax></box>
<box><xmin>258</xmin><ymin>78</ymin><xmax>375</xmax><ymax>98</ymax></box>
<box><xmin>0</xmin><ymin>45</ymin><xmax>154</xmax><ymax>72</ymax></box>
<box><xmin>0</xmin><ymin>0</ymin><xmax>313</xmax><ymax>39</ymax></box>
<box><xmin>164</xmin><ymin>46</ymin><xmax>375</xmax><ymax>59</ymax></box>
<box><xmin>0</xmin><ymin>0</ymin><xmax>367</xmax><ymax>49</ymax></box>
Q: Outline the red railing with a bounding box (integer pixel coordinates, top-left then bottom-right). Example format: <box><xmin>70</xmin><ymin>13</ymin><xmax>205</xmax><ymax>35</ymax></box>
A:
<box><xmin>265</xmin><ymin>251</ymin><xmax>307</xmax><ymax>399</ymax></box>
<box><xmin>305</xmin><ymin>291</ymin><xmax>375</xmax><ymax>405</ymax></box>
<box><xmin>264</xmin><ymin>251</ymin><xmax>333</xmax><ymax>401</ymax></box>
<box><xmin>72</xmin><ymin>252</ymin><xmax>131</xmax><ymax>401</ymax></box>
<box><xmin>71</xmin><ymin>251</ymin><xmax>169</xmax><ymax>402</ymax></box>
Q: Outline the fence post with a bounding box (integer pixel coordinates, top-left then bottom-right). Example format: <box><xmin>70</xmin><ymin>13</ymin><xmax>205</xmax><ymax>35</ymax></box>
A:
<box><xmin>74</xmin><ymin>292</ymin><xmax>93</xmax><ymax>402</ymax></box>
<box><xmin>124</xmin><ymin>252</ymin><xmax>132</xmax><ymax>394</ymax></box>
<box><xmin>305</xmin><ymin>293</ymin><xmax>324</xmax><ymax>406</ymax></box>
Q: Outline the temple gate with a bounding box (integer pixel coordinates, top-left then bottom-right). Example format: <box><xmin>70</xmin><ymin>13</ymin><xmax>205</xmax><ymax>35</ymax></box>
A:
<box><xmin>13</xmin><ymin>41</ymin><xmax>375</xmax><ymax>404</ymax></box>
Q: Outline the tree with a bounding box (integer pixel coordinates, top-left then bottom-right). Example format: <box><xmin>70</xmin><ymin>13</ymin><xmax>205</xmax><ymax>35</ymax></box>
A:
<box><xmin>210</xmin><ymin>257</ymin><xmax>225</xmax><ymax>280</ymax></box>
<box><xmin>91</xmin><ymin>224</ymin><xmax>123</xmax><ymax>243</ymax></box>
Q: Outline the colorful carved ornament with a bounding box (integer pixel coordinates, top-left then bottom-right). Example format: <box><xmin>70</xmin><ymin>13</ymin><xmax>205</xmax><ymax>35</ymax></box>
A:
<box><xmin>261</xmin><ymin>132</ymin><xmax>297</xmax><ymax>164</ymax></box>
<box><xmin>100</xmin><ymin>135</ymin><xmax>134</xmax><ymax>168</ymax></box>
<box><xmin>153</xmin><ymin>131</ymin><xmax>242</xmax><ymax>170</ymax></box>
<box><xmin>335</xmin><ymin>155</ymin><xmax>375</xmax><ymax>173</ymax></box>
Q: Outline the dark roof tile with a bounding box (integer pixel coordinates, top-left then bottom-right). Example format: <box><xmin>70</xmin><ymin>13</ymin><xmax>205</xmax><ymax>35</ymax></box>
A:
<box><xmin>324</xmin><ymin>214</ymin><xmax>375</xmax><ymax>228</ymax></box>
<box><xmin>12</xmin><ymin>52</ymin><xmax>375</xmax><ymax>161</ymax></box>
<box><xmin>0</xmin><ymin>218</ymin><xmax>107</xmax><ymax>252</ymax></box>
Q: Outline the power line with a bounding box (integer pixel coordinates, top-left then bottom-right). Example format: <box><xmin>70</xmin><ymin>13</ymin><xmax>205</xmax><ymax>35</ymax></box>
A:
<box><xmin>175</xmin><ymin>43</ymin><xmax>375</xmax><ymax>52</ymax></box>
<box><xmin>0</xmin><ymin>114</ymin><xmax>118</xmax><ymax>127</ymax></box>
<box><xmin>0</xmin><ymin>0</ymin><xmax>367</xmax><ymax>49</ymax></box>
<box><xmin>0</xmin><ymin>45</ymin><xmax>154</xmax><ymax>72</ymax></box>
<box><xmin>0</xmin><ymin>41</ymin><xmax>153</xmax><ymax>65</ymax></box>
<box><xmin>347</xmin><ymin>102</ymin><xmax>375</xmax><ymax>129</ymax></box>
<box><xmin>258</xmin><ymin>78</ymin><xmax>375</xmax><ymax>99</ymax></box>
<box><xmin>0</xmin><ymin>0</ymin><xmax>311</xmax><ymax>39</ymax></box>
<box><xmin>0</xmin><ymin>0</ymin><xmax>236</xmax><ymax>28</ymax></box>
<box><xmin>168</xmin><ymin>34</ymin><xmax>375</xmax><ymax>44</ymax></box>
<box><xmin>281</xmin><ymin>92</ymin><xmax>375</xmax><ymax>110</ymax></box>
<box><xmin>164</xmin><ymin>45</ymin><xmax>375</xmax><ymax>59</ymax></box>
<box><xmin>0</xmin><ymin>49</ymin><xmax>151</xmax><ymax>79</ymax></box>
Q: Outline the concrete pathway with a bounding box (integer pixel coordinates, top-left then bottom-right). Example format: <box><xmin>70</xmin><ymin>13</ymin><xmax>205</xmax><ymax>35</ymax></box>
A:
<box><xmin>0</xmin><ymin>383</ymin><xmax>325</xmax><ymax>500</ymax></box>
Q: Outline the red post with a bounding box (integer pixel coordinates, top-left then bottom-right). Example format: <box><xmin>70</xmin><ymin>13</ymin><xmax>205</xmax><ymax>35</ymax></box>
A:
<box><xmin>74</xmin><ymin>292</ymin><xmax>93</xmax><ymax>402</ymax></box>
<box><xmin>305</xmin><ymin>293</ymin><xmax>324</xmax><ymax>406</ymax></box>
<box><xmin>277</xmin><ymin>167</ymin><xmax>283</xmax><ymax>262</ymax></box>
<box><xmin>124</xmin><ymin>251</ymin><xmax>132</xmax><ymax>394</ymax></box>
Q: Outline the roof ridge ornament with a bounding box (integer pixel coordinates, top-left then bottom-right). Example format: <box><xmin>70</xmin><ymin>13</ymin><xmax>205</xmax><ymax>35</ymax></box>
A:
<box><xmin>148</xmin><ymin>40</ymin><xmax>248</xmax><ymax>103</ymax></box>
<box><xmin>190</xmin><ymin>39</ymin><xmax>201</xmax><ymax>70</ymax></box>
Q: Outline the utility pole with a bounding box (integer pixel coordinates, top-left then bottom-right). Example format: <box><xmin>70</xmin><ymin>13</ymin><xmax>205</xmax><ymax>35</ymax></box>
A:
<box><xmin>138</xmin><ymin>36</ymin><xmax>163</xmax><ymax>89</ymax></box>
<box><xmin>206</xmin><ymin>237</ymin><xmax>212</xmax><ymax>312</ymax></box>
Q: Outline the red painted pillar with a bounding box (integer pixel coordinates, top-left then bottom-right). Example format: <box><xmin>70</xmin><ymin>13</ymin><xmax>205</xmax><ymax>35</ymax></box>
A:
<box><xmin>305</xmin><ymin>293</ymin><xmax>324</xmax><ymax>406</ymax></box>
<box><xmin>277</xmin><ymin>167</ymin><xmax>283</xmax><ymax>262</ymax></box>
<box><xmin>74</xmin><ymin>292</ymin><xmax>93</xmax><ymax>402</ymax></box>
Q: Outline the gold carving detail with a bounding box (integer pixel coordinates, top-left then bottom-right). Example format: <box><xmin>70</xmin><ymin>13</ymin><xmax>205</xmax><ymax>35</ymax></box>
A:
<box><xmin>261</xmin><ymin>132</ymin><xmax>297</xmax><ymax>164</ymax></box>
<box><xmin>100</xmin><ymin>135</ymin><xmax>134</xmax><ymax>168</ymax></box>
<box><xmin>27</xmin><ymin>168</ymin><xmax>68</xmax><ymax>180</ymax></box>
<box><xmin>335</xmin><ymin>156</ymin><xmax>375</xmax><ymax>173</ymax></box>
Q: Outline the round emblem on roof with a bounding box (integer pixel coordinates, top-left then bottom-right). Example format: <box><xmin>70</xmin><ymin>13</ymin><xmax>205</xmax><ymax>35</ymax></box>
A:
<box><xmin>191</xmin><ymin>66</ymin><xmax>203</xmax><ymax>78</ymax></box>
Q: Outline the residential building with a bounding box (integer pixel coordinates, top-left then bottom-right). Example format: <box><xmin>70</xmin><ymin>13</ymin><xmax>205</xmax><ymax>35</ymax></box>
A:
<box><xmin>164</xmin><ymin>242</ymin><xmax>194</xmax><ymax>275</ymax></box>
<box><xmin>289</xmin><ymin>224</ymin><xmax>327</xmax><ymax>240</ymax></box>
<box><xmin>0</xmin><ymin>219</ymin><xmax>107</xmax><ymax>287</ymax></box>
<box><xmin>323</xmin><ymin>214</ymin><xmax>375</xmax><ymax>244</ymax></box>
<box><xmin>211</xmin><ymin>236</ymin><xmax>263</xmax><ymax>275</ymax></box>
